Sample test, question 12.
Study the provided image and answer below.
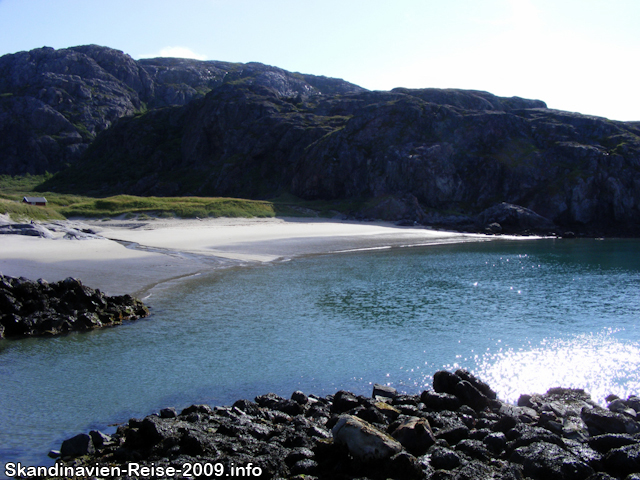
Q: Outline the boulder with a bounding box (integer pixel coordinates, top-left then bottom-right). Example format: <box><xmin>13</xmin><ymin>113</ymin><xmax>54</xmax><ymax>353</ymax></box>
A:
<box><xmin>455</xmin><ymin>379</ymin><xmax>490</xmax><ymax>411</ymax></box>
<box><xmin>420</xmin><ymin>390</ymin><xmax>461</xmax><ymax>411</ymax></box>
<box><xmin>331</xmin><ymin>390</ymin><xmax>361</xmax><ymax>413</ymax></box>
<box><xmin>159</xmin><ymin>407</ymin><xmax>178</xmax><ymax>419</ymax></box>
<box><xmin>291</xmin><ymin>390</ymin><xmax>309</xmax><ymax>405</ymax></box>
<box><xmin>387</xmin><ymin>451</ymin><xmax>425</xmax><ymax>479</ymax></box>
<box><xmin>359</xmin><ymin>194</ymin><xmax>427</xmax><ymax>223</ymax></box>
<box><xmin>331</xmin><ymin>415</ymin><xmax>403</xmax><ymax>461</ymax></box>
<box><xmin>431</xmin><ymin>370</ymin><xmax>494</xmax><ymax>410</ymax></box>
<box><xmin>588</xmin><ymin>433</ymin><xmax>639</xmax><ymax>453</ymax></box>
<box><xmin>582</xmin><ymin>408</ymin><xmax>640</xmax><ymax>436</ymax></box>
<box><xmin>604</xmin><ymin>443</ymin><xmax>640</xmax><ymax>477</ymax></box>
<box><xmin>232</xmin><ymin>399</ymin><xmax>262</xmax><ymax>417</ymax></box>
<box><xmin>455</xmin><ymin>438</ymin><xmax>492</xmax><ymax>462</ymax></box>
<box><xmin>390</xmin><ymin>416</ymin><xmax>436</xmax><ymax>455</ymax></box>
<box><xmin>433</xmin><ymin>370</ymin><xmax>461</xmax><ymax>395</ymax></box>
<box><xmin>60</xmin><ymin>433</ymin><xmax>95</xmax><ymax>458</ymax></box>
<box><xmin>608</xmin><ymin>398</ymin><xmax>637</xmax><ymax>418</ymax></box>
<box><xmin>625</xmin><ymin>396</ymin><xmax>640</xmax><ymax>413</ymax></box>
<box><xmin>510</xmin><ymin>441</ymin><xmax>594</xmax><ymax>480</ymax></box>
<box><xmin>483</xmin><ymin>431</ymin><xmax>507</xmax><ymax>454</ymax></box>
<box><xmin>428</xmin><ymin>445</ymin><xmax>462</xmax><ymax>470</ymax></box>
<box><xmin>88</xmin><ymin>430</ymin><xmax>112</xmax><ymax>450</ymax></box>
<box><xmin>435</xmin><ymin>423</ymin><xmax>470</xmax><ymax>444</ymax></box>
<box><xmin>455</xmin><ymin>369</ymin><xmax>497</xmax><ymax>400</ymax></box>
<box><xmin>373</xmin><ymin>401</ymin><xmax>401</xmax><ymax>422</ymax></box>
<box><xmin>255</xmin><ymin>392</ymin><xmax>303</xmax><ymax>416</ymax></box>
<box><xmin>476</xmin><ymin>202</ymin><xmax>556</xmax><ymax>234</ymax></box>
<box><xmin>372</xmin><ymin>383</ymin><xmax>397</xmax><ymax>401</ymax></box>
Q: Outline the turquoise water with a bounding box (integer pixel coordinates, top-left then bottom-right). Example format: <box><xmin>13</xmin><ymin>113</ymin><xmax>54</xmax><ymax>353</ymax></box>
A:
<box><xmin>1</xmin><ymin>238</ymin><xmax>639</xmax><ymax>471</ymax></box>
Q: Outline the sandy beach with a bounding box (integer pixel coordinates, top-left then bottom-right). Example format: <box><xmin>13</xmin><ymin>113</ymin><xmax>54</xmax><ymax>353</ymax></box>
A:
<box><xmin>0</xmin><ymin>216</ymin><xmax>485</xmax><ymax>297</ymax></box>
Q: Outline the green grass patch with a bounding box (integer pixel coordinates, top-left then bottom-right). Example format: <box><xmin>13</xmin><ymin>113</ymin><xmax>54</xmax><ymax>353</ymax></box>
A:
<box><xmin>0</xmin><ymin>175</ymin><xmax>282</xmax><ymax>220</ymax></box>
<box><xmin>0</xmin><ymin>173</ymin><xmax>90</xmax><ymax>220</ymax></box>
<box><xmin>58</xmin><ymin>195</ymin><xmax>277</xmax><ymax>219</ymax></box>
<box><xmin>0</xmin><ymin>198</ymin><xmax>66</xmax><ymax>221</ymax></box>
<box><xmin>0</xmin><ymin>173</ymin><xmax>363</xmax><ymax>222</ymax></box>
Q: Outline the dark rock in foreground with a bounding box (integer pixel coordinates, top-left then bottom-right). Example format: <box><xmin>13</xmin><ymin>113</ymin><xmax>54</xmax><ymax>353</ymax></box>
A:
<box><xmin>44</xmin><ymin>371</ymin><xmax>640</xmax><ymax>479</ymax></box>
<box><xmin>0</xmin><ymin>275</ymin><xmax>149</xmax><ymax>339</ymax></box>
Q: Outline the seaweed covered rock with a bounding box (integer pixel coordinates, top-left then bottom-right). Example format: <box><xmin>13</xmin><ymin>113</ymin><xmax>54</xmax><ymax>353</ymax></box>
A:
<box><xmin>0</xmin><ymin>275</ymin><xmax>149</xmax><ymax>338</ymax></box>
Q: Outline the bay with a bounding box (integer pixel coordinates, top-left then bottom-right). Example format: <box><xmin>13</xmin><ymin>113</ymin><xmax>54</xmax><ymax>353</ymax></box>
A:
<box><xmin>1</xmin><ymin>237</ymin><xmax>639</xmax><ymax>471</ymax></box>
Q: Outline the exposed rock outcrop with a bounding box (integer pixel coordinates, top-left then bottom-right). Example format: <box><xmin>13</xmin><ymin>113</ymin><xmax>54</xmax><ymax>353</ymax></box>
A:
<box><xmin>0</xmin><ymin>45</ymin><xmax>364</xmax><ymax>175</ymax></box>
<box><xmin>0</xmin><ymin>275</ymin><xmax>149</xmax><ymax>339</ymax></box>
<box><xmin>476</xmin><ymin>202</ymin><xmax>557</xmax><ymax>235</ymax></box>
<box><xmin>0</xmin><ymin>222</ymin><xmax>55</xmax><ymax>238</ymax></box>
<box><xmin>46</xmin><ymin>370</ymin><xmax>640</xmax><ymax>479</ymax></box>
<box><xmin>0</xmin><ymin>219</ymin><xmax>101</xmax><ymax>239</ymax></box>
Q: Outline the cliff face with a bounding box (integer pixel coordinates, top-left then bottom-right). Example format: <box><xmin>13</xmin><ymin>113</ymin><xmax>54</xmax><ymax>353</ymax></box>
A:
<box><xmin>0</xmin><ymin>44</ymin><xmax>364</xmax><ymax>174</ymax></box>
<box><xmin>290</xmin><ymin>89</ymin><xmax>640</xmax><ymax>233</ymax></box>
<box><xmin>2</xmin><ymin>45</ymin><xmax>640</xmax><ymax>234</ymax></box>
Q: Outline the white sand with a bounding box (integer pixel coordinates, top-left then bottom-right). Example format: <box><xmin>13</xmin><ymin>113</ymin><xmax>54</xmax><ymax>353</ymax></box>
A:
<box><xmin>0</xmin><ymin>217</ymin><xmax>486</xmax><ymax>297</ymax></box>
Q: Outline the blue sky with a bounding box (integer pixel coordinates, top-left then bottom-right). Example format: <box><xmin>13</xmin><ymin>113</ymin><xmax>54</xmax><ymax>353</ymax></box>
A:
<box><xmin>1</xmin><ymin>0</ymin><xmax>638</xmax><ymax>121</ymax></box>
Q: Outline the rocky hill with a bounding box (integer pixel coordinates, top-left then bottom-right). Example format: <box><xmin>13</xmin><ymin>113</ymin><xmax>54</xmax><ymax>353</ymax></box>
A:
<box><xmin>0</xmin><ymin>45</ymin><xmax>364</xmax><ymax>175</ymax></box>
<box><xmin>2</xmin><ymin>45</ymin><xmax>640</xmax><ymax>235</ymax></box>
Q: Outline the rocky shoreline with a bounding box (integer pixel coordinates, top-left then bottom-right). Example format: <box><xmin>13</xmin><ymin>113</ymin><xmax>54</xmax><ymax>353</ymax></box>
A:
<box><xmin>40</xmin><ymin>370</ymin><xmax>640</xmax><ymax>479</ymax></box>
<box><xmin>0</xmin><ymin>275</ymin><xmax>149</xmax><ymax>339</ymax></box>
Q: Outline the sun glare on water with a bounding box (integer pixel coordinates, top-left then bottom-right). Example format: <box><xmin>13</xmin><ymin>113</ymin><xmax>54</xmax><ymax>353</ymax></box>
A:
<box><xmin>472</xmin><ymin>329</ymin><xmax>640</xmax><ymax>405</ymax></box>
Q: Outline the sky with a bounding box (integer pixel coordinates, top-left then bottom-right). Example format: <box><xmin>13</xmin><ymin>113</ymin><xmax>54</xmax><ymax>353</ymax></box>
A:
<box><xmin>0</xmin><ymin>0</ymin><xmax>638</xmax><ymax>121</ymax></box>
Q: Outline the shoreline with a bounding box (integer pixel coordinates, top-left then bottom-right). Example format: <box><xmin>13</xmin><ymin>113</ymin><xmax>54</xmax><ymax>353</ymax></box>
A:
<box><xmin>0</xmin><ymin>216</ymin><xmax>501</xmax><ymax>298</ymax></box>
<box><xmin>43</xmin><ymin>370</ymin><xmax>640</xmax><ymax>480</ymax></box>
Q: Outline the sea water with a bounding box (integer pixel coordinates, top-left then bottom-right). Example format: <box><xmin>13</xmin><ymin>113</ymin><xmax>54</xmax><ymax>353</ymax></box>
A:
<box><xmin>1</xmin><ymin>237</ymin><xmax>639</xmax><ymax>471</ymax></box>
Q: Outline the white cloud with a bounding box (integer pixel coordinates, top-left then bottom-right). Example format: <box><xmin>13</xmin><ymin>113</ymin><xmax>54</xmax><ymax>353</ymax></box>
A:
<box><xmin>138</xmin><ymin>46</ymin><xmax>207</xmax><ymax>60</ymax></box>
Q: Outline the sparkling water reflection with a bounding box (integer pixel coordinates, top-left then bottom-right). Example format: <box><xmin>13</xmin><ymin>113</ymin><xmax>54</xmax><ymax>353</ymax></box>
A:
<box><xmin>0</xmin><ymin>237</ymin><xmax>639</xmax><ymax>471</ymax></box>
<box><xmin>474</xmin><ymin>329</ymin><xmax>640</xmax><ymax>404</ymax></box>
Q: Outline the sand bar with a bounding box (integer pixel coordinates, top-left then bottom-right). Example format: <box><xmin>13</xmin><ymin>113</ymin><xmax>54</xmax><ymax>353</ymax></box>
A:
<box><xmin>0</xmin><ymin>216</ymin><xmax>486</xmax><ymax>297</ymax></box>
